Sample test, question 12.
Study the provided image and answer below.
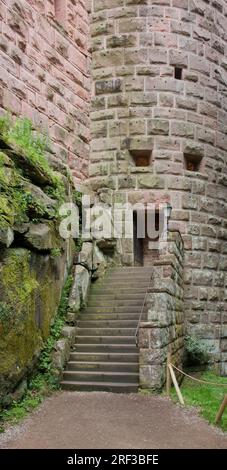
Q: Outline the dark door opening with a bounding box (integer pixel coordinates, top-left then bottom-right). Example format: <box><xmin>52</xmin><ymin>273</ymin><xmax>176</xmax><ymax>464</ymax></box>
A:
<box><xmin>133</xmin><ymin>211</ymin><xmax>144</xmax><ymax>266</ymax></box>
<box><xmin>133</xmin><ymin>210</ymin><xmax>160</xmax><ymax>267</ymax></box>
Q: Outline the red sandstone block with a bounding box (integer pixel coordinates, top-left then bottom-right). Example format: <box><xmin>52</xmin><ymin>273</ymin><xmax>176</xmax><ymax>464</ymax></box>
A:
<box><xmin>74</xmin><ymin>31</ymin><xmax>87</xmax><ymax>54</ymax></box>
<box><xmin>0</xmin><ymin>2</ymin><xmax>7</xmax><ymax>21</ymax></box>
<box><xmin>29</xmin><ymin>29</ymin><xmax>45</xmax><ymax>53</ymax></box>
<box><xmin>147</xmin><ymin>18</ymin><xmax>170</xmax><ymax>33</ymax></box>
<box><xmin>7</xmin><ymin>10</ymin><xmax>28</xmax><ymax>40</ymax></box>
<box><xmin>20</xmin><ymin>68</ymin><xmax>41</xmax><ymax>93</ymax></box>
<box><xmin>0</xmin><ymin>64</ymin><xmax>10</xmax><ymax>88</ymax></box>
<box><xmin>154</xmin><ymin>32</ymin><xmax>177</xmax><ymax>48</ymax></box>
<box><xmin>50</xmin><ymin>68</ymin><xmax>76</xmax><ymax>97</ymax></box>
<box><xmin>2</xmin><ymin>22</ymin><xmax>17</xmax><ymax>44</ymax></box>
<box><xmin>45</xmin><ymin>0</ymin><xmax>55</xmax><ymax>19</ymax></box>
<box><xmin>27</xmin><ymin>0</ymin><xmax>45</xmax><ymax>15</ymax></box>
<box><xmin>2</xmin><ymin>89</ymin><xmax>21</xmax><ymax>114</ymax></box>
<box><xmin>65</xmin><ymin>61</ymin><xmax>84</xmax><ymax>86</ymax></box>
<box><xmin>27</xmin><ymin>89</ymin><xmax>36</xmax><ymax>108</ymax></box>
<box><xmin>49</xmin><ymin>123</ymin><xmax>70</xmax><ymax>146</ymax></box>
<box><xmin>36</xmin><ymin>94</ymin><xmax>47</xmax><ymax>113</ymax></box>
<box><xmin>68</xmin><ymin>45</ymin><xmax>87</xmax><ymax>73</ymax></box>
<box><xmin>21</xmin><ymin>101</ymin><xmax>37</xmax><ymax>121</ymax></box>
<box><xmin>54</xmin><ymin>0</ymin><xmax>67</xmax><ymax>26</ymax></box>
<box><xmin>77</xmin><ymin>16</ymin><xmax>89</xmax><ymax>37</ymax></box>
<box><xmin>26</xmin><ymin>45</ymin><xmax>51</xmax><ymax>73</ymax></box>
<box><xmin>36</xmin><ymin>15</ymin><xmax>55</xmax><ymax>46</ymax></box>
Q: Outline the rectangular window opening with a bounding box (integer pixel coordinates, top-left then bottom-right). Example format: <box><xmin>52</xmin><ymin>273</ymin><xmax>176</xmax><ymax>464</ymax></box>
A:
<box><xmin>130</xmin><ymin>149</ymin><xmax>152</xmax><ymax>167</ymax></box>
<box><xmin>175</xmin><ymin>67</ymin><xmax>183</xmax><ymax>80</ymax></box>
<box><xmin>184</xmin><ymin>153</ymin><xmax>202</xmax><ymax>172</ymax></box>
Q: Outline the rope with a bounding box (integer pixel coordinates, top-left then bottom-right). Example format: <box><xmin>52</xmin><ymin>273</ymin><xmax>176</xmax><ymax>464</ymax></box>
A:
<box><xmin>170</xmin><ymin>363</ymin><xmax>227</xmax><ymax>388</ymax></box>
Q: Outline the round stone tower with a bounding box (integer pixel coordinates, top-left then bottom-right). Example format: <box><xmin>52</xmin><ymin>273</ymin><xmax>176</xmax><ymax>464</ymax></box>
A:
<box><xmin>89</xmin><ymin>0</ymin><xmax>227</xmax><ymax>372</ymax></box>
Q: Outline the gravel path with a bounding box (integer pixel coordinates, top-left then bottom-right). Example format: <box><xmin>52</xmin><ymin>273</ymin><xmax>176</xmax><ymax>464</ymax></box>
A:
<box><xmin>0</xmin><ymin>392</ymin><xmax>226</xmax><ymax>449</ymax></box>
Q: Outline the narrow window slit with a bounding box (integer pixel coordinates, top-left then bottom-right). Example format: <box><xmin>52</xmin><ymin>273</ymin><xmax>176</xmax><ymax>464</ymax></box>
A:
<box><xmin>175</xmin><ymin>67</ymin><xmax>182</xmax><ymax>80</ymax></box>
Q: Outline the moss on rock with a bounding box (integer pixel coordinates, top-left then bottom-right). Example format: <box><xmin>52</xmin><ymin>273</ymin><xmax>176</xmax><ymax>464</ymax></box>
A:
<box><xmin>0</xmin><ymin>115</ymin><xmax>76</xmax><ymax>404</ymax></box>
<box><xmin>0</xmin><ymin>246</ymin><xmax>72</xmax><ymax>403</ymax></box>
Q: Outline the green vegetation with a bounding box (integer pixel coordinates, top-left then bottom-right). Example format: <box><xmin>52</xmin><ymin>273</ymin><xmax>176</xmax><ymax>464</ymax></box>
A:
<box><xmin>50</xmin><ymin>248</ymin><xmax>62</xmax><ymax>258</ymax></box>
<box><xmin>0</xmin><ymin>273</ymin><xmax>73</xmax><ymax>431</ymax></box>
<box><xmin>0</xmin><ymin>302</ymin><xmax>12</xmax><ymax>328</ymax></box>
<box><xmin>38</xmin><ymin>274</ymin><xmax>73</xmax><ymax>376</ymax></box>
<box><xmin>185</xmin><ymin>335</ymin><xmax>211</xmax><ymax>366</ymax></box>
<box><xmin>0</xmin><ymin>393</ymin><xmax>42</xmax><ymax>431</ymax></box>
<box><xmin>170</xmin><ymin>370</ymin><xmax>227</xmax><ymax>432</ymax></box>
<box><xmin>0</xmin><ymin>115</ymin><xmax>66</xmax><ymax>228</ymax></box>
<box><xmin>0</xmin><ymin>250</ymin><xmax>38</xmax><ymax>335</ymax></box>
<box><xmin>0</xmin><ymin>115</ymin><xmax>62</xmax><ymax>189</ymax></box>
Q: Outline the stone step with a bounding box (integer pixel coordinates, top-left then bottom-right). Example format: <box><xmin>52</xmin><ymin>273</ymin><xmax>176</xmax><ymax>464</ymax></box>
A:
<box><xmin>66</xmin><ymin>361</ymin><xmax>139</xmax><ymax>372</ymax></box>
<box><xmin>77</xmin><ymin>327</ymin><xmax>136</xmax><ymax>336</ymax></box>
<box><xmin>95</xmin><ymin>280</ymin><xmax>150</xmax><ymax>287</ymax></box>
<box><xmin>80</xmin><ymin>313</ymin><xmax>141</xmax><ymax>321</ymax></box>
<box><xmin>105</xmin><ymin>275</ymin><xmax>151</xmax><ymax>282</ymax></box>
<box><xmin>83</xmin><ymin>306</ymin><xmax>141</xmax><ymax>314</ymax></box>
<box><xmin>61</xmin><ymin>381</ymin><xmax>138</xmax><ymax>393</ymax></box>
<box><xmin>109</xmin><ymin>268</ymin><xmax>152</xmax><ymax>273</ymax></box>
<box><xmin>69</xmin><ymin>352</ymin><xmax>139</xmax><ymax>363</ymax></box>
<box><xmin>91</xmin><ymin>284</ymin><xmax>147</xmax><ymax>297</ymax></box>
<box><xmin>61</xmin><ymin>265</ymin><xmax>149</xmax><ymax>394</ymax></box>
<box><xmin>73</xmin><ymin>344</ymin><xmax>138</xmax><ymax>353</ymax></box>
<box><xmin>87</xmin><ymin>299</ymin><xmax>145</xmax><ymax>307</ymax></box>
<box><xmin>77</xmin><ymin>320</ymin><xmax>138</xmax><ymax>328</ymax></box>
<box><xmin>62</xmin><ymin>370</ymin><xmax>138</xmax><ymax>383</ymax></box>
<box><xmin>88</xmin><ymin>293</ymin><xmax>145</xmax><ymax>301</ymax></box>
<box><xmin>76</xmin><ymin>335</ymin><xmax>135</xmax><ymax>344</ymax></box>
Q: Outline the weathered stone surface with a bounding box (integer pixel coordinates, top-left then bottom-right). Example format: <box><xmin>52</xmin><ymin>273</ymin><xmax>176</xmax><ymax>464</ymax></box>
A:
<box><xmin>61</xmin><ymin>326</ymin><xmax>76</xmax><ymax>348</ymax></box>
<box><xmin>89</xmin><ymin>3</ymin><xmax>227</xmax><ymax>381</ymax></box>
<box><xmin>140</xmin><ymin>364</ymin><xmax>165</xmax><ymax>390</ymax></box>
<box><xmin>79</xmin><ymin>242</ymin><xmax>93</xmax><ymax>270</ymax></box>
<box><xmin>23</xmin><ymin>182</ymin><xmax>57</xmax><ymax>219</ymax></box>
<box><xmin>52</xmin><ymin>338</ymin><xmax>71</xmax><ymax>370</ymax></box>
<box><xmin>139</xmin><ymin>233</ymin><xmax>184</xmax><ymax>389</ymax></box>
<box><xmin>7</xmin><ymin>149</ymin><xmax>54</xmax><ymax>186</ymax></box>
<box><xmin>0</xmin><ymin>1</ymin><xmax>90</xmax><ymax>181</ymax></box>
<box><xmin>138</xmin><ymin>175</ymin><xmax>165</xmax><ymax>189</ymax></box>
<box><xmin>0</xmin><ymin>227</ymin><xmax>14</xmax><ymax>248</ymax></box>
<box><xmin>68</xmin><ymin>265</ymin><xmax>90</xmax><ymax>313</ymax></box>
<box><xmin>0</xmin><ymin>245</ymin><xmax>73</xmax><ymax>403</ymax></box>
<box><xmin>24</xmin><ymin>222</ymin><xmax>59</xmax><ymax>251</ymax></box>
<box><xmin>93</xmin><ymin>244</ymin><xmax>107</xmax><ymax>278</ymax></box>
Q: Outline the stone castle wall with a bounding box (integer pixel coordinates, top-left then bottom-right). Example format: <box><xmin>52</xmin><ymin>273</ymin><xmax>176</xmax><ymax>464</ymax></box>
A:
<box><xmin>90</xmin><ymin>0</ymin><xmax>227</xmax><ymax>372</ymax></box>
<box><xmin>139</xmin><ymin>231</ymin><xmax>184</xmax><ymax>390</ymax></box>
<box><xmin>0</xmin><ymin>0</ymin><xmax>90</xmax><ymax>181</ymax></box>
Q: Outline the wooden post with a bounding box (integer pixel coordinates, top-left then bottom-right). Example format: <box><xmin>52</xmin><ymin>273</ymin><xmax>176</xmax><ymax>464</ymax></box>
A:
<box><xmin>215</xmin><ymin>394</ymin><xmax>227</xmax><ymax>425</ymax></box>
<box><xmin>168</xmin><ymin>363</ymin><xmax>185</xmax><ymax>406</ymax></box>
<box><xmin>166</xmin><ymin>351</ymin><xmax>172</xmax><ymax>396</ymax></box>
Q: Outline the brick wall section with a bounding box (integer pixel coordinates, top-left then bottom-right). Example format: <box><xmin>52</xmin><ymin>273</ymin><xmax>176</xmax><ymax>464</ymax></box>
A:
<box><xmin>139</xmin><ymin>232</ymin><xmax>184</xmax><ymax>390</ymax></box>
<box><xmin>90</xmin><ymin>0</ymin><xmax>227</xmax><ymax>373</ymax></box>
<box><xmin>0</xmin><ymin>0</ymin><xmax>91</xmax><ymax>181</ymax></box>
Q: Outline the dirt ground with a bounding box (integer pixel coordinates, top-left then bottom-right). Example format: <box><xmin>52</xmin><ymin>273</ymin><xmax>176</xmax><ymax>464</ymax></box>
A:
<box><xmin>0</xmin><ymin>392</ymin><xmax>226</xmax><ymax>449</ymax></box>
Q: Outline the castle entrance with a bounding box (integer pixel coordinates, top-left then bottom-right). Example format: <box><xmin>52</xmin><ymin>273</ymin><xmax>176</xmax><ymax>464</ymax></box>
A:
<box><xmin>133</xmin><ymin>210</ymin><xmax>160</xmax><ymax>267</ymax></box>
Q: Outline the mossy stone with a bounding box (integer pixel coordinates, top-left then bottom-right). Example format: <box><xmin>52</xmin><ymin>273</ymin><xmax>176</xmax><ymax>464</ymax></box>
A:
<box><xmin>0</xmin><ymin>247</ymin><xmax>69</xmax><ymax>402</ymax></box>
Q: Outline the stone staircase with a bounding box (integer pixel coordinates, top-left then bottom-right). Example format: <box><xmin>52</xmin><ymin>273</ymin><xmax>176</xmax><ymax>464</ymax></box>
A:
<box><xmin>61</xmin><ymin>267</ymin><xmax>152</xmax><ymax>393</ymax></box>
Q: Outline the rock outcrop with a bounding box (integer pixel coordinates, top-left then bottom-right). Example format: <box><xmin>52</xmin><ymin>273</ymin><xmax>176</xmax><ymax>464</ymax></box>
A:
<box><xmin>0</xmin><ymin>119</ymin><xmax>75</xmax><ymax>405</ymax></box>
